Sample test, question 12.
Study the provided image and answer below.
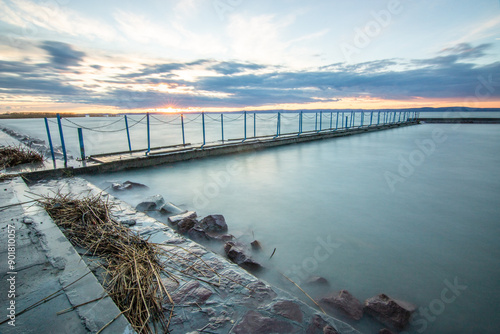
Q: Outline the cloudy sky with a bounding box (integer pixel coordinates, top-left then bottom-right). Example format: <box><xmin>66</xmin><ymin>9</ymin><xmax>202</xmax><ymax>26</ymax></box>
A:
<box><xmin>1</xmin><ymin>0</ymin><xmax>499</xmax><ymax>113</ymax></box>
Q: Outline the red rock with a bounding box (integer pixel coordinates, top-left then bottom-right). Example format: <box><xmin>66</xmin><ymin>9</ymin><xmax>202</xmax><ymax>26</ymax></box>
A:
<box><xmin>364</xmin><ymin>294</ymin><xmax>416</xmax><ymax>330</ymax></box>
<box><xmin>320</xmin><ymin>290</ymin><xmax>363</xmax><ymax>320</ymax></box>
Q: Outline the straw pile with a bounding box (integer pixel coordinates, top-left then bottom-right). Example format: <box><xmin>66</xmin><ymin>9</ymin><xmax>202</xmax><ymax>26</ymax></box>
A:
<box><xmin>0</xmin><ymin>145</ymin><xmax>44</xmax><ymax>168</ymax></box>
<box><xmin>39</xmin><ymin>192</ymin><xmax>173</xmax><ymax>333</ymax></box>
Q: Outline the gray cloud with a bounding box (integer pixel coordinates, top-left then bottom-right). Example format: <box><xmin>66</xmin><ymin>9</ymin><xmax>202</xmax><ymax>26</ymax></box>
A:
<box><xmin>1</xmin><ymin>42</ymin><xmax>498</xmax><ymax>110</ymax></box>
<box><xmin>39</xmin><ymin>41</ymin><xmax>86</xmax><ymax>68</ymax></box>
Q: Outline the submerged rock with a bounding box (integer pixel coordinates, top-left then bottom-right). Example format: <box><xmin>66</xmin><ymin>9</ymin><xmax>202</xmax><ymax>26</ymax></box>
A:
<box><xmin>198</xmin><ymin>214</ymin><xmax>228</xmax><ymax>233</ymax></box>
<box><xmin>208</xmin><ymin>233</ymin><xmax>234</xmax><ymax>242</ymax></box>
<box><xmin>306</xmin><ymin>315</ymin><xmax>339</xmax><ymax>334</ymax></box>
<box><xmin>379</xmin><ymin>329</ymin><xmax>396</xmax><ymax>334</ymax></box>
<box><xmin>320</xmin><ymin>290</ymin><xmax>363</xmax><ymax>320</ymax></box>
<box><xmin>364</xmin><ymin>294</ymin><xmax>416</xmax><ymax>330</ymax></box>
<box><xmin>135</xmin><ymin>194</ymin><xmax>165</xmax><ymax>212</ymax></box>
<box><xmin>250</xmin><ymin>240</ymin><xmax>262</xmax><ymax>251</ymax></box>
<box><xmin>224</xmin><ymin>241</ymin><xmax>262</xmax><ymax>272</ymax></box>
<box><xmin>112</xmin><ymin>180</ymin><xmax>148</xmax><ymax>191</ymax></box>
<box><xmin>304</xmin><ymin>276</ymin><xmax>329</xmax><ymax>286</ymax></box>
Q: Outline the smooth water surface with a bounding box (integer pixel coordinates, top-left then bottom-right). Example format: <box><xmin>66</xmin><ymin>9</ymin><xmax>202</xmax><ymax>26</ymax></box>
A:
<box><xmin>83</xmin><ymin>123</ymin><xmax>500</xmax><ymax>333</ymax></box>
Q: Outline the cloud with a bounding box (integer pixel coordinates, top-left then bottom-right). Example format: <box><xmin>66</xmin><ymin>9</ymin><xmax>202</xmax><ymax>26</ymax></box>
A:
<box><xmin>39</xmin><ymin>41</ymin><xmax>86</xmax><ymax>68</ymax></box>
<box><xmin>209</xmin><ymin>61</ymin><xmax>267</xmax><ymax>75</ymax></box>
<box><xmin>1</xmin><ymin>42</ymin><xmax>498</xmax><ymax>110</ymax></box>
<box><xmin>0</xmin><ymin>0</ymin><xmax>116</xmax><ymax>41</ymax></box>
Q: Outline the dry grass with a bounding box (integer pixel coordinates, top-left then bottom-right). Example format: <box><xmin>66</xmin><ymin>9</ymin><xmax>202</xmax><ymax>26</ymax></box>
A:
<box><xmin>36</xmin><ymin>191</ymin><xmax>256</xmax><ymax>333</ymax></box>
<box><xmin>38</xmin><ymin>192</ymin><xmax>173</xmax><ymax>333</ymax></box>
<box><xmin>0</xmin><ymin>145</ymin><xmax>44</xmax><ymax>169</ymax></box>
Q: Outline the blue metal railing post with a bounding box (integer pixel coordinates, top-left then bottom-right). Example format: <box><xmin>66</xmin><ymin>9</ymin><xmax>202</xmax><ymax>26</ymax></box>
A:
<box><xmin>361</xmin><ymin>111</ymin><xmax>364</xmax><ymax>127</ymax></box>
<box><xmin>181</xmin><ymin>114</ymin><xmax>185</xmax><ymax>146</ymax></box>
<box><xmin>274</xmin><ymin>112</ymin><xmax>281</xmax><ymax>138</ymax></box>
<box><xmin>124</xmin><ymin>115</ymin><xmax>132</xmax><ymax>151</ymax></box>
<box><xmin>335</xmin><ymin>112</ymin><xmax>339</xmax><ymax>131</ymax></box>
<box><xmin>398</xmin><ymin>111</ymin><xmax>401</xmax><ymax>123</ymax></box>
<box><xmin>221</xmin><ymin>114</ymin><xmax>224</xmax><ymax>143</ymax></box>
<box><xmin>146</xmin><ymin>112</ymin><xmax>150</xmax><ymax>155</ymax></box>
<box><xmin>243</xmin><ymin>111</ymin><xmax>247</xmax><ymax>142</ymax></box>
<box><xmin>56</xmin><ymin>114</ymin><xmax>67</xmax><ymax>166</ymax></box>
<box><xmin>278</xmin><ymin>112</ymin><xmax>281</xmax><ymax>136</ymax></box>
<box><xmin>346</xmin><ymin>116</ymin><xmax>349</xmax><ymax>129</ymax></box>
<box><xmin>370</xmin><ymin>111</ymin><xmax>373</xmax><ymax>126</ymax></box>
<box><xmin>253</xmin><ymin>113</ymin><xmax>256</xmax><ymax>137</ymax></box>
<box><xmin>202</xmin><ymin>112</ymin><xmax>206</xmax><ymax>147</ymax></box>
<box><xmin>44</xmin><ymin>118</ymin><xmax>56</xmax><ymax>166</ymax></box>
<box><xmin>314</xmin><ymin>112</ymin><xmax>318</xmax><ymax>131</ymax></box>
<box><xmin>299</xmin><ymin>111</ymin><xmax>303</xmax><ymax>135</ymax></box>
<box><xmin>318</xmin><ymin>111</ymin><xmax>322</xmax><ymax>132</ymax></box>
<box><xmin>330</xmin><ymin>112</ymin><xmax>333</xmax><ymax>130</ymax></box>
<box><xmin>77</xmin><ymin>128</ymin><xmax>85</xmax><ymax>161</ymax></box>
<box><xmin>377</xmin><ymin>111</ymin><xmax>380</xmax><ymax>125</ymax></box>
<box><xmin>351</xmin><ymin>111</ymin><xmax>355</xmax><ymax>127</ymax></box>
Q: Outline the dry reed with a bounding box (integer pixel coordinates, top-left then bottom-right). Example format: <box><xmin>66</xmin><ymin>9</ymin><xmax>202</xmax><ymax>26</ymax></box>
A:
<box><xmin>38</xmin><ymin>191</ymin><xmax>172</xmax><ymax>333</ymax></box>
<box><xmin>0</xmin><ymin>145</ymin><xmax>44</xmax><ymax>168</ymax></box>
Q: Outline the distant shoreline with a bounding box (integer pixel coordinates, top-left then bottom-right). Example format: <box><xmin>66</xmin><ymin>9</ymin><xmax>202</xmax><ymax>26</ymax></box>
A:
<box><xmin>0</xmin><ymin>107</ymin><xmax>499</xmax><ymax>119</ymax></box>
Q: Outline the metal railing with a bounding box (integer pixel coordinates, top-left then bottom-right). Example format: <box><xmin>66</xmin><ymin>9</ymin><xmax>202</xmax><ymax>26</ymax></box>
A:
<box><xmin>44</xmin><ymin>110</ymin><xmax>419</xmax><ymax>165</ymax></box>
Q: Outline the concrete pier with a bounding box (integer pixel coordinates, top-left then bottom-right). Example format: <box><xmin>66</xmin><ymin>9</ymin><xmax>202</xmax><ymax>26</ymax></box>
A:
<box><xmin>21</xmin><ymin>120</ymin><xmax>418</xmax><ymax>182</ymax></box>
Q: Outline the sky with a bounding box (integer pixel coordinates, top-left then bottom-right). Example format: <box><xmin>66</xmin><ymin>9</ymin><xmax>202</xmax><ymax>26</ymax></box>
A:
<box><xmin>0</xmin><ymin>0</ymin><xmax>499</xmax><ymax>114</ymax></box>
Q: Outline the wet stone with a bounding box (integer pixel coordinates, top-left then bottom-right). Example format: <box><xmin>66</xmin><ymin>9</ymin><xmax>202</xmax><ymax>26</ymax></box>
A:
<box><xmin>233</xmin><ymin>310</ymin><xmax>294</xmax><ymax>334</ymax></box>
<box><xmin>305</xmin><ymin>276</ymin><xmax>329</xmax><ymax>286</ymax></box>
<box><xmin>198</xmin><ymin>214</ymin><xmax>228</xmax><ymax>233</ymax></box>
<box><xmin>364</xmin><ymin>294</ymin><xmax>416</xmax><ymax>330</ymax></box>
<box><xmin>272</xmin><ymin>300</ymin><xmax>303</xmax><ymax>322</ymax></box>
<box><xmin>320</xmin><ymin>290</ymin><xmax>363</xmax><ymax>320</ymax></box>
<box><xmin>161</xmin><ymin>277</ymin><xmax>180</xmax><ymax>292</ymax></box>
<box><xmin>379</xmin><ymin>329</ymin><xmax>396</xmax><ymax>334</ymax></box>
<box><xmin>171</xmin><ymin>281</ymin><xmax>213</xmax><ymax>305</ymax></box>
<box><xmin>136</xmin><ymin>194</ymin><xmax>165</xmax><ymax>212</ymax></box>
<box><xmin>251</xmin><ymin>240</ymin><xmax>262</xmax><ymax>250</ymax></box>
<box><xmin>177</xmin><ymin>217</ymin><xmax>197</xmax><ymax>234</ymax></box>
<box><xmin>245</xmin><ymin>281</ymin><xmax>277</xmax><ymax>305</ymax></box>
<box><xmin>306</xmin><ymin>315</ymin><xmax>339</xmax><ymax>334</ymax></box>
<box><xmin>187</xmin><ymin>227</ymin><xmax>211</xmax><ymax>241</ymax></box>
<box><xmin>169</xmin><ymin>211</ymin><xmax>197</xmax><ymax>225</ymax></box>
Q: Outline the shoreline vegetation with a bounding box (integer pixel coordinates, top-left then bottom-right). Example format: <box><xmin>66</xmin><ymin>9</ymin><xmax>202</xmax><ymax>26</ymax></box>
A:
<box><xmin>0</xmin><ymin>107</ymin><xmax>499</xmax><ymax>119</ymax></box>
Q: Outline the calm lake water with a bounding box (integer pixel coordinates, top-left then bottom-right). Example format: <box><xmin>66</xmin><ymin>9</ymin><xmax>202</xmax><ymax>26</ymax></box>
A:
<box><xmin>83</xmin><ymin>123</ymin><xmax>500</xmax><ymax>333</ymax></box>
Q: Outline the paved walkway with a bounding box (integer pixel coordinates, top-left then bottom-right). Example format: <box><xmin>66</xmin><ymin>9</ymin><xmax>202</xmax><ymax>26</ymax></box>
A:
<box><xmin>0</xmin><ymin>177</ymin><xmax>133</xmax><ymax>333</ymax></box>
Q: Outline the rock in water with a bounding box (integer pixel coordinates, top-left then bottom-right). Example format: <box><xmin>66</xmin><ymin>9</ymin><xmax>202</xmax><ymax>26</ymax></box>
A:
<box><xmin>198</xmin><ymin>214</ymin><xmax>228</xmax><ymax>233</ymax></box>
<box><xmin>112</xmin><ymin>180</ymin><xmax>148</xmax><ymax>191</ymax></box>
<box><xmin>224</xmin><ymin>242</ymin><xmax>262</xmax><ymax>272</ymax></box>
<box><xmin>135</xmin><ymin>194</ymin><xmax>165</xmax><ymax>211</ymax></box>
<box><xmin>379</xmin><ymin>329</ymin><xmax>396</xmax><ymax>334</ymax></box>
<box><xmin>251</xmin><ymin>240</ymin><xmax>262</xmax><ymax>250</ymax></box>
<box><xmin>364</xmin><ymin>294</ymin><xmax>416</xmax><ymax>330</ymax></box>
<box><xmin>177</xmin><ymin>218</ymin><xmax>197</xmax><ymax>234</ymax></box>
<box><xmin>320</xmin><ymin>290</ymin><xmax>363</xmax><ymax>320</ymax></box>
<box><xmin>159</xmin><ymin>202</ymin><xmax>186</xmax><ymax>215</ymax></box>
<box><xmin>304</xmin><ymin>276</ymin><xmax>329</xmax><ymax>286</ymax></box>
<box><xmin>168</xmin><ymin>211</ymin><xmax>197</xmax><ymax>225</ymax></box>
<box><xmin>187</xmin><ymin>227</ymin><xmax>211</xmax><ymax>242</ymax></box>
